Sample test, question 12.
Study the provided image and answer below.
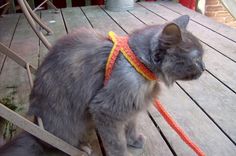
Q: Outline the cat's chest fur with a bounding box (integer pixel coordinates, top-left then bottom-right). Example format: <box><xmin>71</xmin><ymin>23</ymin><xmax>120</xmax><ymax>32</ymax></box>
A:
<box><xmin>92</xmin><ymin>53</ymin><xmax>160</xmax><ymax>119</ymax></box>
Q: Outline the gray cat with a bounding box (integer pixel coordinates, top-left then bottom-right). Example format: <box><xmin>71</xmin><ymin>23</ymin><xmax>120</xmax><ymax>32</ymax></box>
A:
<box><xmin>0</xmin><ymin>15</ymin><xmax>204</xmax><ymax>156</ymax></box>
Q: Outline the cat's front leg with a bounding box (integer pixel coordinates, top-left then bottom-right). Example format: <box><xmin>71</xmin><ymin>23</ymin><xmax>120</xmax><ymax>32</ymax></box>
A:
<box><xmin>125</xmin><ymin>116</ymin><xmax>145</xmax><ymax>149</ymax></box>
<box><xmin>93</xmin><ymin>113</ymin><xmax>131</xmax><ymax>156</ymax></box>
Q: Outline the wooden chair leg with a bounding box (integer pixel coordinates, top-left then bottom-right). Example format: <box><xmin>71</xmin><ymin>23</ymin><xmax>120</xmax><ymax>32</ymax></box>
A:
<box><xmin>0</xmin><ymin>1</ymin><xmax>10</xmax><ymax>17</ymax></box>
<box><xmin>0</xmin><ymin>42</ymin><xmax>44</xmax><ymax>130</ymax></box>
<box><xmin>0</xmin><ymin>42</ymin><xmax>37</xmax><ymax>74</ymax></box>
<box><xmin>17</xmin><ymin>0</ymin><xmax>52</xmax><ymax>49</ymax></box>
<box><xmin>46</xmin><ymin>0</ymin><xmax>59</xmax><ymax>13</ymax></box>
<box><xmin>21</xmin><ymin>0</ymin><xmax>53</xmax><ymax>35</ymax></box>
<box><xmin>1</xmin><ymin>3</ymin><xmax>10</xmax><ymax>15</ymax></box>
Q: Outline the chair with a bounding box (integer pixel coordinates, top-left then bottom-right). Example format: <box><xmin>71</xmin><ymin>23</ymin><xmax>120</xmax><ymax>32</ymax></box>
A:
<box><xmin>17</xmin><ymin>0</ymin><xmax>60</xmax><ymax>49</ymax></box>
<box><xmin>0</xmin><ymin>0</ymin><xmax>10</xmax><ymax>17</ymax></box>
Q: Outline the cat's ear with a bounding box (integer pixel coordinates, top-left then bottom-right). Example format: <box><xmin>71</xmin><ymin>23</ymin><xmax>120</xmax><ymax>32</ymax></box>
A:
<box><xmin>160</xmin><ymin>23</ymin><xmax>182</xmax><ymax>45</ymax></box>
<box><xmin>150</xmin><ymin>23</ymin><xmax>181</xmax><ymax>65</ymax></box>
<box><xmin>172</xmin><ymin>15</ymin><xmax>190</xmax><ymax>29</ymax></box>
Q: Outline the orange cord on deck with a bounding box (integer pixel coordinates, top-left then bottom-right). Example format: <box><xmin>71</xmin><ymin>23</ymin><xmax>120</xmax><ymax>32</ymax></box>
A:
<box><xmin>154</xmin><ymin>100</ymin><xmax>205</xmax><ymax>156</ymax></box>
<box><xmin>104</xmin><ymin>31</ymin><xmax>205</xmax><ymax>156</ymax></box>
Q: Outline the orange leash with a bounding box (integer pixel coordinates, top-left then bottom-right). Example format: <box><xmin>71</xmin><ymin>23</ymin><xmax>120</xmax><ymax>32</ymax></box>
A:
<box><xmin>105</xmin><ymin>31</ymin><xmax>205</xmax><ymax>156</ymax></box>
<box><xmin>154</xmin><ymin>100</ymin><xmax>205</xmax><ymax>156</ymax></box>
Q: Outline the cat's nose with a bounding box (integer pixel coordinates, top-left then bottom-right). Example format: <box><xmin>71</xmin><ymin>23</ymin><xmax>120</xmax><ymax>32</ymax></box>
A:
<box><xmin>196</xmin><ymin>61</ymin><xmax>205</xmax><ymax>71</ymax></box>
<box><xmin>200</xmin><ymin>62</ymin><xmax>206</xmax><ymax>71</ymax></box>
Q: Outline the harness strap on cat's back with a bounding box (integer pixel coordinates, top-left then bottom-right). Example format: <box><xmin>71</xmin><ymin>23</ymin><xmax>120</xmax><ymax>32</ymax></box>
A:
<box><xmin>105</xmin><ymin>31</ymin><xmax>157</xmax><ymax>85</ymax></box>
<box><xmin>104</xmin><ymin>31</ymin><xmax>126</xmax><ymax>85</ymax></box>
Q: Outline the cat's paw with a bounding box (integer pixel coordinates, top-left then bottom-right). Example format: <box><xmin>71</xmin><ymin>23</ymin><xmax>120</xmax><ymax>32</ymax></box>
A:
<box><xmin>80</xmin><ymin>144</ymin><xmax>92</xmax><ymax>156</ymax></box>
<box><xmin>127</xmin><ymin>133</ymin><xmax>146</xmax><ymax>149</ymax></box>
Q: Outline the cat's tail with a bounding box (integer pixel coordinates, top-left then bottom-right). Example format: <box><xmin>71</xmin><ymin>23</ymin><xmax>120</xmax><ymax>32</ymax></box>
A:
<box><xmin>0</xmin><ymin>132</ymin><xmax>46</xmax><ymax>156</ymax></box>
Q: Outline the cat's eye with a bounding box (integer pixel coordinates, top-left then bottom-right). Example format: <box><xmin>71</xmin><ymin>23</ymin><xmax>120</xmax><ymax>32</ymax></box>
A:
<box><xmin>154</xmin><ymin>51</ymin><xmax>165</xmax><ymax>63</ymax></box>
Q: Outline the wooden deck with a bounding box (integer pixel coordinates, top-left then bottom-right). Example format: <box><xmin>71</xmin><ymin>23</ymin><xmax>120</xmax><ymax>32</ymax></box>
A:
<box><xmin>0</xmin><ymin>1</ymin><xmax>236</xmax><ymax>156</ymax></box>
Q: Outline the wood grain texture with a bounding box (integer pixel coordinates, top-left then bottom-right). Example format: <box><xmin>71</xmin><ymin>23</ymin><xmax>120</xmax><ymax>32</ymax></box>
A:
<box><xmin>105</xmin><ymin>4</ymin><xmax>236</xmax><ymax>155</ymax></box>
<box><xmin>149</xmin><ymin>83</ymin><xmax>236</xmax><ymax>156</ymax></box>
<box><xmin>0</xmin><ymin>103</ymin><xmax>87</xmax><ymax>156</ymax></box>
<box><xmin>178</xmin><ymin>72</ymin><xmax>236</xmax><ymax>143</ymax></box>
<box><xmin>83</xmin><ymin>6</ymin><xmax>173</xmax><ymax>156</ymax></box>
<box><xmin>0</xmin><ymin>14</ymin><xmax>19</xmax><ymax>73</ymax></box>
<box><xmin>202</xmin><ymin>44</ymin><xmax>236</xmax><ymax>92</ymax></box>
<box><xmin>158</xmin><ymin>1</ymin><xmax>236</xmax><ymax>43</ymax></box>
<box><xmin>39</xmin><ymin>9</ymin><xmax>67</xmax><ymax>64</ymax></box>
<box><xmin>0</xmin><ymin>13</ymin><xmax>20</xmax><ymax>145</ymax></box>
<box><xmin>0</xmin><ymin>14</ymin><xmax>39</xmax><ymax>111</ymax></box>
<box><xmin>81</xmin><ymin>5</ymin><xmax>126</xmax><ymax>36</ymax></box>
<box><xmin>61</xmin><ymin>7</ymin><xmax>92</xmax><ymax>32</ymax></box>
<box><xmin>134</xmin><ymin>112</ymin><xmax>173</xmax><ymax>156</ymax></box>
<box><xmin>102</xmin><ymin>6</ymin><xmax>145</xmax><ymax>33</ymax></box>
<box><xmin>139</xmin><ymin>2</ymin><xmax>236</xmax><ymax>62</ymax></box>
<box><xmin>62</xmin><ymin>7</ymin><xmax>103</xmax><ymax>156</ymax></box>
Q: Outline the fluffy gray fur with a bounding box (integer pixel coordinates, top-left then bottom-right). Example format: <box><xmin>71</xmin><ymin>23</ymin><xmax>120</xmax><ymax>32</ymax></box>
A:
<box><xmin>0</xmin><ymin>15</ymin><xmax>204</xmax><ymax>156</ymax></box>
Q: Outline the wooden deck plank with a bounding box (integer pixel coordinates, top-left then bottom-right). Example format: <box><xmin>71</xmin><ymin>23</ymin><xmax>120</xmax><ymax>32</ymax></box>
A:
<box><xmin>139</xmin><ymin>2</ymin><xmax>236</xmax><ymax>62</ymax></box>
<box><xmin>61</xmin><ymin>7</ymin><xmax>92</xmax><ymax>32</ymax></box>
<box><xmin>0</xmin><ymin>14</ymin><xmax>39</xmax><ymax>110</ymax></box>
<box><xmin>129</xmin><ymin>4</ymin><xmax>236</xmax><ymax>96</ymax></box>
<box><xmin>61</xmin><ymin>7</ymin><xmax>103</xmax><ymax>156</ymax></box>
<box><xmin>0</xmin><ymin>13</ymin><xmax>20</xmax><ymax>146</ymax></box>
<box><xmin>178</xmin><ymin>72</ymin><xmax>236</xmax><ymax>143</ymax></box>
<box><xmin>102</xmin><ymin>6</ymin><xmax>145</xmax><ymax>33</ymax></box>
<box><xmin>135</xmin><ymin>113</ymin><xmax>173</xmax><ymax>156</ymax></box>
<box><xmin>83</xmin><ymin>6</ymin><xmax>173</xmax><ymax>156</ymax></box>
<box><xmin>81</xmin><ymin>5</ymin><xmax>126</xmax><ymax>36</ymax></box>
<box><xmin>158</xmin><ymin>1</ymin><xmax>236</xmax><ymax>43</ymax></box>
<box><xmin>103</xmin><ymin>5</ymin><xmax>236</xmax><ymax>155</ymax></box>
<box><xmin>149</xmin><ymin>84</ymin><xmax>236</xmax><ymax>156</ymax></box>
<box><xmin>203</xmin><ymin>45</ymin><xmax>236</xmax><ymax>92</ymax></box>
<box><xmin>39</xmin><ymin>10</ymin><xmax>67</xmax><ymax>64</ymax></box>
<box><xmin>0</xmin><ymin>14</ymin><xmax>20</xmax><ymax>73</ymax></box>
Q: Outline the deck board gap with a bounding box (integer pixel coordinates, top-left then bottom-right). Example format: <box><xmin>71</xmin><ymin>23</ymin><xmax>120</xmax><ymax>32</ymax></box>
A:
<box><xmin>158</xmin><ymin>3</ymin><xmax>236</xmax><ymax>44</ymax></box>
<box><xmin>205</xmin><ymin>69</ymin><xmax>236</xmax><ymax>94</ymax></box>
<box><xmin>176</xmin><ymin>82</ymin><xmax>236</xmax><ymax>145</ymax></box>
<box><xmin>0</xmin><ymin>15</ymin><xmax>21</xmax><ymax>75</ymax></box>
<box><xmin>80</xmin><ymin>7</ymin><xmax>94</xmax><ymax>28</ymax></box>
<box><xmin>200</xmin><ymin>40</ymin><xmax>236</xmax><ymax>64</ymax></box>
<box><xmin>100</xmin><ymin>6</ymin><xmax>129</xmax><ymax>34</ymax></box>
<box><xmin>8</xmin><ymin>15</ymin><xmax>21</xmax><ymax>48</ymax></box>
<box><xmin>127</xmin><ymin>10</ymin><xmax>146</xmax><ymax>25</ymax></box>
<box><xmin>38</xmin><ymin>11</ymin><xmax>42</xmax><ymax>68</ymax></box>
<box><xmin>137</xmin><ymin>3</ymin><xmax>167</xmax><ymax>21</ymax></box>
<box><xmin>95</xmin><ymin>130</ymin><xmax>106</xmax><ymax>156</ymax></box>
<box><xmin>60</xmin><ymin>9</ymin><xmax>69</xmax><ymax>34</ymax></box>
<box><xmin>147</xmin><ymin>112</ymin><xmax>178</xmax><ymax>156</ymax></box>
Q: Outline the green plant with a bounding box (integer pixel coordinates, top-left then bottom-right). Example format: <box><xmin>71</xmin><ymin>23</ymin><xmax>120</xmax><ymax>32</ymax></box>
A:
<box><xmin>0</xmin><ymin>89</ymin><xmax>23</xmax><ymax>140</ymax></box>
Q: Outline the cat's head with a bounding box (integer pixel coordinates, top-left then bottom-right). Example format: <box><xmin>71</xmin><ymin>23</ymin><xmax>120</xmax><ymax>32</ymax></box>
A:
<box><xmin>150</xmin><ymin>15</ymin><xmax>205</xmax><ymax>86</ymax></box>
